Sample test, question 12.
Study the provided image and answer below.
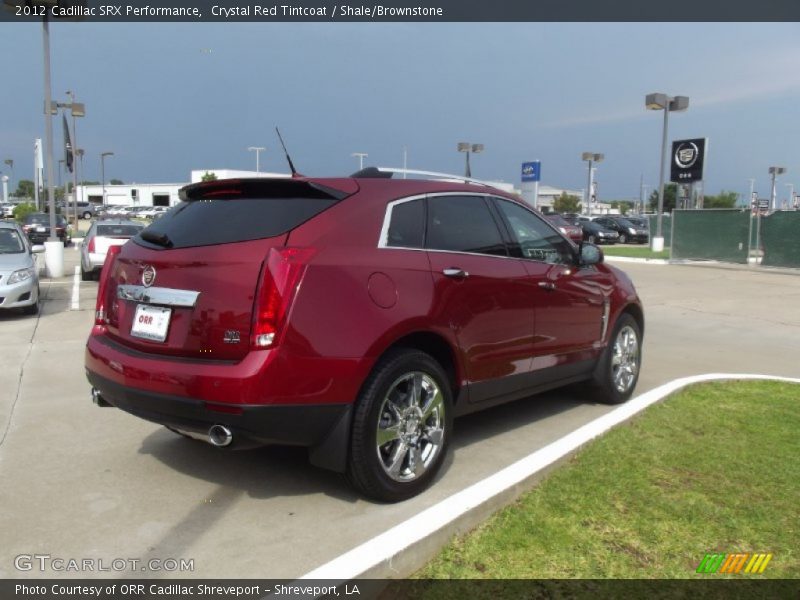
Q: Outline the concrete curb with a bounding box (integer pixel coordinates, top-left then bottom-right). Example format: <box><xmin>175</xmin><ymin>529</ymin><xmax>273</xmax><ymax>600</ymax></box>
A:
<box><xmin>605</xmin><ymin>255</ymin><xmax>669</xmax><ymax>265</ymax></box>
<box><xmin>298</xmin><ymin>374</ymin><xmax>800</xmax><ymax>583</ymax></box>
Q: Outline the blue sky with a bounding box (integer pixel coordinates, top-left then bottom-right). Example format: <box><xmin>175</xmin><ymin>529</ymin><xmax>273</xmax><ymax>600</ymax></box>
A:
<box><xmin>2</xmin><ymin>22</ymin><xmax>799</xmax><ymax>202</ymax></box>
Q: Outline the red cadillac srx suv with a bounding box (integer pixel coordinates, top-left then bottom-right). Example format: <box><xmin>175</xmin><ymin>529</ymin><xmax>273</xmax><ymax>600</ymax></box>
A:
<box><xmin>85</xmin><ymin>172</ymin><xmax>644</xmax><ymax>501</ymax></box>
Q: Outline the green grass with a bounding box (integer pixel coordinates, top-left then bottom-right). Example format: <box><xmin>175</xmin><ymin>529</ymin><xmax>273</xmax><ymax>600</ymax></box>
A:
<box><xmin>415</xmin><ymin>381</ymin><xmax>800</xmax><ymax>580</ymax></box>
<box><xmin>602</xmin><ymin>246</ymin><xmax>671</xmax><ymax>260</ymax></box>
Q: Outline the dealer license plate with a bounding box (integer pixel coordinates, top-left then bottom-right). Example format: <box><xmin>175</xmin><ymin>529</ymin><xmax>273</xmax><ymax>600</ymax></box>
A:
<box><xmin>131</xmin><ymin>304</ymin><xmax>172</xmax><ymax>342</ymax></box>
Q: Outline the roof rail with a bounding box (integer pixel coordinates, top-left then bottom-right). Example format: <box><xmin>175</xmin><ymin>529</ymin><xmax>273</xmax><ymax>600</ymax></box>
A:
<box><xmin>367</xmin><ymin>167</ymin><xmax>500</xmax><ymax>188</ymax></box>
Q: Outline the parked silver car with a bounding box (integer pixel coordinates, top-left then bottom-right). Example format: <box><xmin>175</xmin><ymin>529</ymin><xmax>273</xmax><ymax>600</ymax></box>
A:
<box><xmin>80</xmin><ymin>219</ymin><xmax>145</xmax><ymax>280</ymax></box>
<box><xmin>0</xmin><ymin>221</ymin><xmax>44</xmax><ymax>315</ymax></box>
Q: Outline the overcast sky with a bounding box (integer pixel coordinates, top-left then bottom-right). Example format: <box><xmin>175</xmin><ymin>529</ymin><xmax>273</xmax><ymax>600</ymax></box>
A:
<box><xmin>2</xmin><ymin>22</ymin><xmax>799</xmax><ymax>202</ymax></box>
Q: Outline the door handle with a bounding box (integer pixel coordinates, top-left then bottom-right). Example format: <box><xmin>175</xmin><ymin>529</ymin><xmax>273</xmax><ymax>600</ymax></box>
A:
<box><xmin>443</xmin><ymin>268</ymin><xmax>469</xmax><ymax>279</ymax></box>
<box><xmin>538</xmin><ymin>281</ymin><xmax>556</xmax><ymax>291</ymax></box>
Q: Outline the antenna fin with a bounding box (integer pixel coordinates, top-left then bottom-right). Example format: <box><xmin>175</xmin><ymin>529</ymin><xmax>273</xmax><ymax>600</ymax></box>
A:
<box><xmin>275</xmin><ymin>127</ymin><xmax>301</xmax><ymax>177</ymax></box>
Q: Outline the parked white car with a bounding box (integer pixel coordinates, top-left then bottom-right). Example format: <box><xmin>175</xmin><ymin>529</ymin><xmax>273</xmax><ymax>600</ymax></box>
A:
<box><xmin>80</xmin><ymin>219</ymin><xmax>145</xmax><ymax>281</ymax></box>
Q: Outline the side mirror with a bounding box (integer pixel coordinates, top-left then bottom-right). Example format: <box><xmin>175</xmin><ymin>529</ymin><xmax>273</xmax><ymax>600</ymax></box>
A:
<box><xmin>31</xmin><ymin>245</ymin><xmax>46</xmax><ymax>254</ymax></box>
<box><xmin>579</xmin><ymin>243</ymin><xmax>604</xmax><ymax>266</ymax></box>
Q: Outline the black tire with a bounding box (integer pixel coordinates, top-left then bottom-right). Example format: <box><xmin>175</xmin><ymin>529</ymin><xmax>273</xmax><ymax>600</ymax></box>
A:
<box><xmin>82</xmin><ymin>212</ymin><xmax>92</xmax><ymax>220</ymax></box>
<box><xmin>618</xmin><ymin>234</ymin><xmax>627</xmax><ymax>244</ymax></box>
<box><xmin>590</xmin><ymin>313</ymin><xmax>642</xmax><ymax>405</ymax></box>
<box><xmin>81</xmin><ymin>265</ymin><xmax>93</xmax><ymax>281</ymax></box>
<box><xmin>347</xmin><ymin>348</ymin><xmax>453</xmax><ymax>502</ymax></box>
<box><xmin>587</xmin><ymin>234</ymin><xmax>596</xmax><ymax>244</ymax></box>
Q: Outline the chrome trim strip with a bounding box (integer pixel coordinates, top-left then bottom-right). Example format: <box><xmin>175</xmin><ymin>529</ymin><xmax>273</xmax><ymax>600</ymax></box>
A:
<box><xmin>117</xmin><ymin>284</ymin><xmax>200</xmax><ymax>307</ymax></box>
<box><xmin>378</xmin><ymin>193</ymin><xmax>428</xmax><ymax>248</ymax></box>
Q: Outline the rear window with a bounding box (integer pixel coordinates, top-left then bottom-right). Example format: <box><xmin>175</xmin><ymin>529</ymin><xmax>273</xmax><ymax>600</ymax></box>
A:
<box><xmin>135</xmin><ymin>197</ymin><xmax>337</xmax><ymax>249</ymax></box>
<box><xmin>97</xmin><ymin>225</ymin><xmax>143</xmax><ymax>237</ymax></box>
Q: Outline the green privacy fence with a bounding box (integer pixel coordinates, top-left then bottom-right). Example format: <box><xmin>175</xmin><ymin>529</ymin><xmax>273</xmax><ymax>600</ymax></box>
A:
<box><xmin>761</xmin><ymin>211</ymin><xmax>800</xmax><ymax>268</ymax></box>
<box><xmin>670</xmin><ymin>209</ymin><xmax>751</xmax><ymax>264</ymax></box>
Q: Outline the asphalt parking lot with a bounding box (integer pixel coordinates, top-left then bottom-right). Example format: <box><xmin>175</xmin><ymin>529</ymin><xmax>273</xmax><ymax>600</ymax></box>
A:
<box><xmin>1</xmin><ymin>245</ymin><xmax>798</xmax><ymax>580</ymax></box>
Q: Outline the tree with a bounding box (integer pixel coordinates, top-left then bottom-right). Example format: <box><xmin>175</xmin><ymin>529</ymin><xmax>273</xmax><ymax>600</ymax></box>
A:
<box><xmin>13</xmin><ymin>203</ymin><xmax>36</xmax><ymax>222</ymax></box>
<box><xmin>14</xmin><ymin>179</ymin><xmax>35</xmax><ymax>199</ymax></box>
<box><xmin>201</xmin><ymin>171</ymin><xmax>218</xmax><ymax>182</ymax></box>
<box><xmin>703</xmin><ymin>191</ymin><xmax>738</xmax><ymax>209</ymax></box>
<box><xmin>553</xmin><ymin>192</ymin><xmax>581</xmax><ymax>214</ymax></box>
<box><xmin>109</xmin><ymin>179</ymin><xmax>124</xmax><ymax>185</ymax></box>
<box><xmin>648</xmin><ymin>183</ymin><xmax>677</xmax><ymax>212</ymax></box>
<box><xmin>610</xmin><ymin>201</ymin><xmax>633</xmax><ymax>215</ymax></box>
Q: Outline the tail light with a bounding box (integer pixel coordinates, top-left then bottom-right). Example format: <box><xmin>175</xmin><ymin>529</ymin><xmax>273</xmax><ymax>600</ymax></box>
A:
<box><xmin>87</xmin><ymin>236</ymin><xmax>95</xmax><ymax>253</ymax></box>
<box><xmin>95</xmin><ymin>245</ymin><xmax>122</xmax><ymax>326</ymax></box>
<box><xmin>251</xmin><ymin>247</ymin><xmax>316</xmax><ymax>349</ymax></box>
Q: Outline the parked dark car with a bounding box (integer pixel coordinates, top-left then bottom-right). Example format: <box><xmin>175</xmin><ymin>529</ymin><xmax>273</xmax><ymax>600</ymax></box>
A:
<box><xmin>624</xmin><ymin>216</ymin><xmax>650</xmax><ymax>231</ymax></box>
<box><xmin>22</xmin><ymin>213</ymin><xmax>71</xmax><ymax>246</ymax></box>
<box><xmin>543</xmin><ymin>213</ymin><xmax>583</xmax><ymax>243</ymax></box>
<box><xmin>592</xmin><ymin>216</ymin><xmax>649</xmax><ymax>244</ymax></box>
<box><xmin>86</xmin><ymin>173</ymin><xmax>644</xmax><ymax>501</ymax></box>
<box><xmin>578</xmin><ymin>218</ymin><xmax>620</xmax><ymax>244</ymax></box>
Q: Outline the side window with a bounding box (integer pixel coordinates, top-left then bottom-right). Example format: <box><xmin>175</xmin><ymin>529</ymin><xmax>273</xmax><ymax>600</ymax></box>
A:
<box><xmin>494</xmin><ymin>199</ymin><xmax>574</xmax><ymax>264</ymax></box>
<box><xmin>426</xmin><ymin>195</ymin><xmax>507</xmax><ymax>257</ymax></box>
<box><xmin>385</xmin><ymin>198</ymin><xmax>424</xmax><ymax>248</ymax></box>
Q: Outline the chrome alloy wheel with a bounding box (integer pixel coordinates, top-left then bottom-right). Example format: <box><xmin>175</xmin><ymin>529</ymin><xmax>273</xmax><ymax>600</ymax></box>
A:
<box><xmin>611</xmin><ymin>325</ymin><xmax>640</xmax><ymax>393</ymax></box>
<box><xmin>375</xmin><ymin>371</ymin><xmax>445</xmax><ymax>482</ymax></box>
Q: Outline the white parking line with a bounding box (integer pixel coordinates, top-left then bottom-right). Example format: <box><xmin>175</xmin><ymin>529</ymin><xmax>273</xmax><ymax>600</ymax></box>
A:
<box><xmin>298</xmin><ymin>373</ymin><xmax>800</xmax><ymax>582</ymax></box>
<box><xmin>71</xmin><ymin>265</ymin><xmax>80</xmax><ymax>310</ymax></box>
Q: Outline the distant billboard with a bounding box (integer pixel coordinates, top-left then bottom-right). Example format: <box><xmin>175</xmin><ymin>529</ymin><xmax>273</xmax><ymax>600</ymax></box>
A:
<box><xmin>521</xmin><ymin>161</ymin><xmax>541</xmax><ymax>182</ymax></box>
<box><xmin>670</xmin><ymin>138</ymin><xmax>707</xmax><ymax>183</ymax></box>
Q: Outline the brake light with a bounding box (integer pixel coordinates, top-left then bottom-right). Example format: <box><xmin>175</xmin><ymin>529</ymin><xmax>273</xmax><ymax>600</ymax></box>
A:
<box><xmin>87</xmin><ymin>236</ymin><xmax>95</xmax><ymax>253</ymax></box>
<box><xmin>95</xmin><ymin>245</ymin><xmax>122</xmax><ymax>326</ymax></box>
<box><xmin>251</xmin><ymin>247</ymin><xmax>316</xmax><ymax>349</ymax></box>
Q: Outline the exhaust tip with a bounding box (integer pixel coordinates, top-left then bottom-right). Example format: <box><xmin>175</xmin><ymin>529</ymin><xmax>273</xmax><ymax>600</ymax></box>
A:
<box><xmin>91</xmin><ymin>388</ymin><xmax>111</xmax><ymax>407</ymax></box>
<box><xmin>208</xmin><ymin>424</ymin><xmax>233</xmax><ymax>447</ymax></box>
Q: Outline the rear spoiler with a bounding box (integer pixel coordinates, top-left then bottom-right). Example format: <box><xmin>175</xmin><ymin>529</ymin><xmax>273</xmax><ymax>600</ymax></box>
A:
<box><xmin>179</xmin><ymin>178</ymin><xmax>358</xmax><ymax>202</ymax></box>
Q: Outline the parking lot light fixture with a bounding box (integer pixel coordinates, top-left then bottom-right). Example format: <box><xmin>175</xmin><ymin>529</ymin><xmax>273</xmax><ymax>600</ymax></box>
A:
<box><xmin>646</xmin><ymin>93</ymin><xmax>689</xmax><ymax>251</ymax></box>
<box><xmin>581</xmin><ymin>153</ymin><xmax>604</xmax><ymax>216</ymax></box>
<box><xmin>786</xmin><ymin>183</ymin><xmax>794</xmax><ymax>209</ymax></box>
<box><xmin>768</xmin><ymin>167</ymin><xmax>786</xmax><ymax>211</ymax></box>
<box><xmin>101</xmin><ymin>151</ymin><xmax>114</xmax><ymax>207</ymax></box>
<box><xmin>352</xmin><ymin>152</ymin><xmax>368</xmax><ymax>170</ymax></box>
<box><xmin>248</xmin><ymin>146</ymin><xmax>265</xmax><ymax>173</ymax></box>
<box><xmin>457</xmin><ymin>143</ymin><xmax>483</xmax><ymax>178</ymax></box>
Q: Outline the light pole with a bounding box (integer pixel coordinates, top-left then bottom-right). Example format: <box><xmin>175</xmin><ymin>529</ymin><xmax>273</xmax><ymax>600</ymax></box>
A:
<box><xmin>3</xmin><ymin>159</ymin><xmax>13</xmax><ymax>196</ymax></box>
<box><xmin>352</xmin><ymin>152</ymin><xmax>368</xmax><ymax>170</ymax></box>
<box><xmin>646</xmin><ymin>93</ymin><xmax>689</xmax><ymax>251</ymax></box>
<box><xmin>63</xmin><ymin>90</ymin><xmax>84</xmax><ymax>224</ymax></box>
<box><xmin>101</xmin><ymin>152</ymin><xmax>114</xmax><ymax>207</ymax></box>
<box><xmin>247</xmin><ymin>146</ymin><xmax>265</xmax><ymax>173</ymax></box>
<box><xmin>581</xmin><ymin>152</ymin><xmax>603</xmax><ymax>215</ymax></box>
<box><xmin>768</xmin><ymin>167</ymin><xmax>786</xmax><ymax>211</ymax></box>
<box><xmin>457</xmin><ymin>143</ymin><xmax>483</xmax><ymax>178</ymax></box>
<box><xmin>784</xmin><ymin>183</ymin><xmax>794</xmax><ymax>210</ymax></box>
<box><xmin>747</xmin><ymin>178</ymin><xmax>756</xmax><ymax>208</ymax></box>
<box><xmin>76</xmin><ymin>149</ymin><xmax>84</xmax><ymax>205</ymax></box>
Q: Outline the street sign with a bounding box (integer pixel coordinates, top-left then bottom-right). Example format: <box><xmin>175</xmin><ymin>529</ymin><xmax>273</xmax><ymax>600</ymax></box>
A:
<box><xmin>670</xmin><ymin>138</ymin><xmax>707</xmax><ymax>183</ymax></box>
<box><xmin>521</xmin><ymin>161</ymin><xmax>541</xmax><ymax>182</ymax></box>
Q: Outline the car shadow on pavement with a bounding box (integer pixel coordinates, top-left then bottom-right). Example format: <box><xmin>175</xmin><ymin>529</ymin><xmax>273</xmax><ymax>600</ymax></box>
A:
<box><xmin>452</xmin><ymin>389</ymin><xmax>587</xmax><ymax>451</ymax></box>
<box><xmin>137</xmin><ymin>428</ymin><xmax>361</xmax><ymax>503</ymax></box>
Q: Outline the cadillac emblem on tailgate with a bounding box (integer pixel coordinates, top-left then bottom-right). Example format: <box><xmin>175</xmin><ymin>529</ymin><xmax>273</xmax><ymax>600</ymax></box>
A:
<box><xmin>142</xmin><ymin>265</ymin><xmax>156</xmax><ymax>287</ymax></box>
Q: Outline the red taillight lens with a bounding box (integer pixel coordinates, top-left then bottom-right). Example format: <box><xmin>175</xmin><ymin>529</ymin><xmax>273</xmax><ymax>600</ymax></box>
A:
<box><xmin>87</xmin><ymin>236</ymin><xmax>95</xmax><ymax>253</ymax></box>
<box><xmin>95</xmin><ymin>245</ymin><xmax>122</xmax><ymax>326</ymax></box>
<box><xmin>251</xmin><ymin>247</ymin><xmax>316</xmax><ymax>349</ymax></box>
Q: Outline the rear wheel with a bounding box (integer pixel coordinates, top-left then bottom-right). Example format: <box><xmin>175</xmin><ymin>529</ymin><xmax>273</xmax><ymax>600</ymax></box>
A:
<box><xmin>81</xmin><ymin>265</ymin><xmax>93</xmax><ymax>281</ymax></box>
<box><xmin>347</xmin><ymin>349</ymin><xmax>452</xmax><ymax>502</ymax></box>
<box><xmin>591</xmin><ymin>313</ymin><xmax>641</xmax><ymax>405</ymax></box>
<box><xmin>618</xmin><ymin>233</ymin><xmax>627</xmax><ymax>244</ymax></box>
<box><xmin>587</xmin><ymin>234</ymin><xmax>596</xmax><ymax>244</ymax></box>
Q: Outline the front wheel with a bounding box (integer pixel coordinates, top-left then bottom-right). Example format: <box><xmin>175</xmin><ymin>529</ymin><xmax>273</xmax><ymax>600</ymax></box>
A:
<box><xmin>618</xmin><ymin>234</ymin><xmax>627</xmax><ymax>244</ymax></box>
<box><xmin>591</xmin><ymin>313</ymin><xmax>642</xmax><ymax>405</ymax></box>
<box><xmin>347</xmin><ymin>349</ymin><xmax>453</xmax><ymax>502</ymax></box>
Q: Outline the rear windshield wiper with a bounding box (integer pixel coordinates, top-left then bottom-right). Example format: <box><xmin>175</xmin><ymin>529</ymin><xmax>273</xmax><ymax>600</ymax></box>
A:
<box><xmin>140</xmin><ymin>230</ymin><xmax>173</xmax><ymax>248</ymax></box>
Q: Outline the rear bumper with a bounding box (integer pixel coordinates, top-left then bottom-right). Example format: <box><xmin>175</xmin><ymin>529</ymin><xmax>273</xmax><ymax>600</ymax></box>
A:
<box><xmin>87</xmin><ymin>370</ymin><xmax>350</xmax><ymax>449</ymax></box>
